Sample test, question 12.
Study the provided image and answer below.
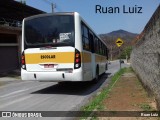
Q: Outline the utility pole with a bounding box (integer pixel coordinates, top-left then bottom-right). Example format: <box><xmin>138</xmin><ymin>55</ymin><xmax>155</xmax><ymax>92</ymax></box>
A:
<box><xmin>119</xmin><ymin>47</ymin><xmax>121</xmax><ymax>69</ymax></box>
<box><xmin>42</xmin><ymin>0</ymin><xmax>56</xmax><ymax>13</ymax></box>
<box><xmin>51</xmin><ymin>3</ymin><xmax>56</xmax><ymax>13</ymax></box>
<box><xmin>115</xmin><ymin>38</ymin><xmax>124</xmax><ymax>70</ymax></box>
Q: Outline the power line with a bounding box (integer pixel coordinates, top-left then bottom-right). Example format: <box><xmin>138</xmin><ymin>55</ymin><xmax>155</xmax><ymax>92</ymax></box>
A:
<box><xmin>19</xmin><ymin>0</ymin><xmax>57</xmax><ymax>13</ymax></box>
<box><xmin>42</xmin><ymin>0</ymin><xmax>51</xmax><ymax>5</ymax></box>
<box><xmin>56</xmin><ymin>6</ymin><xmax>62</xmax><ymax>12</ymax></box>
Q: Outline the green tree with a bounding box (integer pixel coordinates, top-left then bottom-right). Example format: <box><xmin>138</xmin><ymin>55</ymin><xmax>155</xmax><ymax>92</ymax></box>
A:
<box><xmin>120</xmin><ymin>46</ymin><xmax>132</xmax><ymax>59</ymax></box>
<box><xmin>20</xmin><ymin>0</ymin><xmax>26</xmax><ymax>5</ymax></box>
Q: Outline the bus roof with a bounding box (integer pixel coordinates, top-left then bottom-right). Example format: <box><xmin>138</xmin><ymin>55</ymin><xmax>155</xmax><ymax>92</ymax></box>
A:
<box><xmin>23</xmin><ymin>12</ymin><xmax>107</xmax><ymax>47</ymax></box>
<box><xmin>23</xmin><ymin>12</ymin><xmax>75</xmax><ymax>21</ymax></box>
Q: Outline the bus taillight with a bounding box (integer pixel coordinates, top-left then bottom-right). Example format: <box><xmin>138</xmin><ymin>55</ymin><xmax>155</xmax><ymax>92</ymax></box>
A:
<box><xmin>75</xmin><ymin>58</ymin><xmax>80</xmax><ymax>63</ymax></box>
<box><xmin>74</xmin><ymin>49</ymin><xmax>81</xmax><ymax>69</ymax></box>
<box><xmin>21</xmin><ymin>51</ymin><xmax>26</xmax><ymax>70</ymax></box>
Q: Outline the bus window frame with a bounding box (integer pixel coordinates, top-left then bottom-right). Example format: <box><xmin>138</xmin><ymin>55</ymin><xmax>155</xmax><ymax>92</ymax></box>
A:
<box><xmin>81</xmin><ymin>22</ymin><xmax>91</xmax><ymax>51</ymax></box>
<box><xmin>89</xmin><ymin>31</ymin><xmax>95</xmax><ymax>53</ymax></box>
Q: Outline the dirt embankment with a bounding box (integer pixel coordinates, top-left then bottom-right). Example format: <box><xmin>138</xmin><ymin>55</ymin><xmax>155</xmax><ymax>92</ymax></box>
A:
<box><xmin>100</xmin><ymin>68</ymin><xmax>159</xmax><ymax>120</ymax></box>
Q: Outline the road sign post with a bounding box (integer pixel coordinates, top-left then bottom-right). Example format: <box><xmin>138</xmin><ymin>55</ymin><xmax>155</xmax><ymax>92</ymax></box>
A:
<box><xmin>115</xmin><ymin>38</ymin><xmax>124</xmax><ymax>69</ymax></box>
<box><xmin>119</xmin><ymin>48</ymin><xmax>121</xmax><ymax>69</ymax></box>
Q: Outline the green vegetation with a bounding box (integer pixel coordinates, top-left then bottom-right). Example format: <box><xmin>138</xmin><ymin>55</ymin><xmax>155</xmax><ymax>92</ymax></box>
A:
<box><xmin>20</xmin><ymin>0</ymin><xmax>26</xmax><ymax>5</ymax></box>
<box><xmin>81</xmin><ymin>67</ymin><xmax>127</xmax><ymax>118</ymax></box>
<box><xmin>138</xmin><ymin>103</ymin><xmax>152</xmax><ymax>111</ymax></box>
<box><xmin>125</xmin><ymin>66</ymin><xmax>133</xmax><ymax>73</ymax></box>
<box><xmin>119</xmin><ymin>46</ymin><xmax>132</xmax><ymax>59</ymax></box>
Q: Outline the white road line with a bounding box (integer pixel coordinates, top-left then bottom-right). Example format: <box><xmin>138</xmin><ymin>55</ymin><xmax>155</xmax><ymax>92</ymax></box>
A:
<box><xmin>0</xmin><ymin>81</ymin><xmax>32</xmax><ymax>89</ymax></box>
<box><xmin>0</xmin><ymin>89</ymin><xmax>29</xmax><ymax>98</ymax></box>
<box><xmin>0</xmin><ymin>82</ymin><xmax>55</xmax><ymax>99</ymax></box>
<box><xmin>0</xmin><ymin>96</ymin><xmax>32</xmax><ymax>109</ymax></box>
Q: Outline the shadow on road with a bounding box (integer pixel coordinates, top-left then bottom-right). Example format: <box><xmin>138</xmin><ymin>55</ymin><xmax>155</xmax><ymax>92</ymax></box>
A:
<box><xmin>0</xmin><ymin>69</ymin><xmax>20</xmax><ymax>77</ymax></box>
<box><xmin>31</xmin><ymin>73</ymin><xmax>111</xmax><ymax>96</ymax></box>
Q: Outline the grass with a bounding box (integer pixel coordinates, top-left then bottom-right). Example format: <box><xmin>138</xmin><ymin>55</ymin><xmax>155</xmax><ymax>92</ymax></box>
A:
<box><xmin>80</xmin><ymin>67</ymin><xmax>127</xmax><ymax>119</ymax></box>
<box><xmin>138</xmin><ymin>103</ymin><xmax>152</xmax><ymax>111</ymax></box>
<box><xmin>125</xmin><ymin>67</ymin><xmax>134</xmax><ymax>73</ymax></box>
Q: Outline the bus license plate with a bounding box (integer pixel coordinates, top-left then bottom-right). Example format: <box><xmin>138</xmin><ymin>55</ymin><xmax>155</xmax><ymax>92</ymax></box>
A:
<box><xmin>44</xmin><ymin>64</ymin><xmax>54</xmax><ymax>68</ymax></box>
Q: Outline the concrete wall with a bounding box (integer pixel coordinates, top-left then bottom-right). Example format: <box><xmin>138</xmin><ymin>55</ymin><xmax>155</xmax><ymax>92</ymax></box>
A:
<box><xmin>131</xmin><ymin>5</ymin><xmax>160</xmax><ymax>109</ymax></box>
<box><xmin>0</xmin><ymin>26</ymin><xmax>21</xmax><ymax>72</ymax></box>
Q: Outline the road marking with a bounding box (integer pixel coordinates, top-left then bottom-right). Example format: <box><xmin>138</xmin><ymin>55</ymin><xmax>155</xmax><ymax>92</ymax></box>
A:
<box><xmin>0</xmin><ymin>96</ymin><xmax>32</xmax><ymax>109</ymax></box>
<box><xmin>0</xmin><ymin>89</ymin><xmax>29</xmax><ymax>98</ymax></box>
<box><xmin>0</xmin><ymin>81</ymin><xmax>32</xmax><ymax>89</ymax></box>
<box><xmin>0</xmin><ymin>83</ymin><xmax>55</xmax><ymax>99</ymax></box>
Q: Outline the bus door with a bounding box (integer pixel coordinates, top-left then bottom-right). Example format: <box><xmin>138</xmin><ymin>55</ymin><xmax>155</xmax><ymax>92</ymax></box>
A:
<box><xmin>89</xmin><ymin>31</ymin><xmax>96</xmax><ymax>79</ymax></box>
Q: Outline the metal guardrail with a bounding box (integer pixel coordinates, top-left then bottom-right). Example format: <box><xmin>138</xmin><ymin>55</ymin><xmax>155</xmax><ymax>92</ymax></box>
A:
<box><xmin>0</xmin><ymin>17</ymin><xmax>22</xmax><ymax>28</ymax></box>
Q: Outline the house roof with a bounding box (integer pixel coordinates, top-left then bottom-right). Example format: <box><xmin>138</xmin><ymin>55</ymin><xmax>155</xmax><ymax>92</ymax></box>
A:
<box><xmin>0</xmin><ymin>0</ymin><xmax>45</xmax><ymax>21</ymax></box>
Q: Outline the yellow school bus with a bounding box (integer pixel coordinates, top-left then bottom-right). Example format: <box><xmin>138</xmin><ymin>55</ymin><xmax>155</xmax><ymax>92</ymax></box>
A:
<box><xmin>21</xmin><ymin>12</ymin><xmax>108</xmax><ymax>82</ymax></box>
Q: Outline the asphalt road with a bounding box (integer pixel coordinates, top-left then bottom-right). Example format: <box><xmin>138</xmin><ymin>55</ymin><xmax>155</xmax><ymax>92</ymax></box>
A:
<box><xmin>0</xmin><ymin>60</ymin><xmax>130</xmax><ymax>120</ymax></box>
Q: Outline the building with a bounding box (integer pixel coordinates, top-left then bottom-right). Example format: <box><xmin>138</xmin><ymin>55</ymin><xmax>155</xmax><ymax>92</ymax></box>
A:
<box><xmin>0</xmin><ymin>0</ymin><xmax>45</xmax><ymax>73</ymax></box>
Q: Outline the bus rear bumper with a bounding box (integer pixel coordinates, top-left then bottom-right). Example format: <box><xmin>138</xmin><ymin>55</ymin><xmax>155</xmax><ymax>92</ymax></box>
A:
<box><xmin>21</xmin><ymin>69</ymin><xmax>84</xmax><ymax>82</ymax></box>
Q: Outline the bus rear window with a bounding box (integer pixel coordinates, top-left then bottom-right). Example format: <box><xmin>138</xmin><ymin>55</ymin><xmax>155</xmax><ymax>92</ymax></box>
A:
<box><xmin>24</xmin><ymin>15</ymin><xmax>74</xmax><ymax>48</ymax></box>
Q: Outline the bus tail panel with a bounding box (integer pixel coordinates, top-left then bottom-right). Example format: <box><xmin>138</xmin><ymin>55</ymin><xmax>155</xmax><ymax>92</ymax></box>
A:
<box><xmin>21</xmin><ymin>46</ymin><xmax>84</xmax><ymax>81</ymax></box>
<box><xmin>24</xmin><ymin>47</ymin><xmax>75</xmax><ymax>72</ymax></box>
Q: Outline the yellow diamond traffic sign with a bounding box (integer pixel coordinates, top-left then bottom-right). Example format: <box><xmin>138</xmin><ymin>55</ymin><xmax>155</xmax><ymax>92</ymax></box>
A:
<box><xmin>116</xmin><ymin>38</ymin><xmax>124</xmax><ymax>47</ymax></box>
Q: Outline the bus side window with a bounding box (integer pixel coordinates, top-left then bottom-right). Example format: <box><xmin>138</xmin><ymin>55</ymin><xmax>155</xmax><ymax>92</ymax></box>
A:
<box><xmin>101</xmin><ymin>43</ymin><xmax>104</xmax><ymax>55</ymax></box>
<box><xmin>98</xmin><ymin>40</ymin><xmax>101</xmax><ymax>54</ymax></box>
<box><xmin>94</xmin><ymin>38</ymin><xmax>98</xmax><ymax>53</ymax></box>
<box><xmin>81</xmin><ymin>24</ymin><xmax>83</xmax><ymax>35</ymax></box>
<box><xmin>81</xmin><ymin>25</ymin><xmax>85</xmax><ymax>49</ymax></box>
<box><xmin>89</xmin><ymin>32</ymin><xmax>94</xmax><ymax>53</ymax></box>
<box><xmin>81</xmin><ymin>23</ymin><xmax>91</xmax><ymax>51</ymax></box>
<box><xmin>102</xmin><ymin>44</ymin><xmax>105</xmax><ymax>55</ymax></box>
<box><xmin>104</xmin><ymin>45</ymin><xmax>106</xmax><ymax>56</ymax></box>
<box><xmin>97</xmin><ymin>39</ymin><xmax>100</xmax><ymax>54</ymax></box>
<box><xmin>101</xmin><ymin>42</ymin><xmax>103</xmax><ymax>55</ymax></box>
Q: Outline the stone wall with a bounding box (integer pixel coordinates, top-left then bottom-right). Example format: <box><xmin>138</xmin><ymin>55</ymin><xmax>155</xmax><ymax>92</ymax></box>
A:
<box><xmin>131</xmin><ymin>5</ymin><xmax>160</xmax><ymax>109</ymax></box>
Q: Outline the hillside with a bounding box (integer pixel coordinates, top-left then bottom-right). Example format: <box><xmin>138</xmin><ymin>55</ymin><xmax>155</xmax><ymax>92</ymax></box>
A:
<box><xmin>99</xmin><ymin>29</ymin><xmax>138</xmax><ymax>59</ymax></box>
